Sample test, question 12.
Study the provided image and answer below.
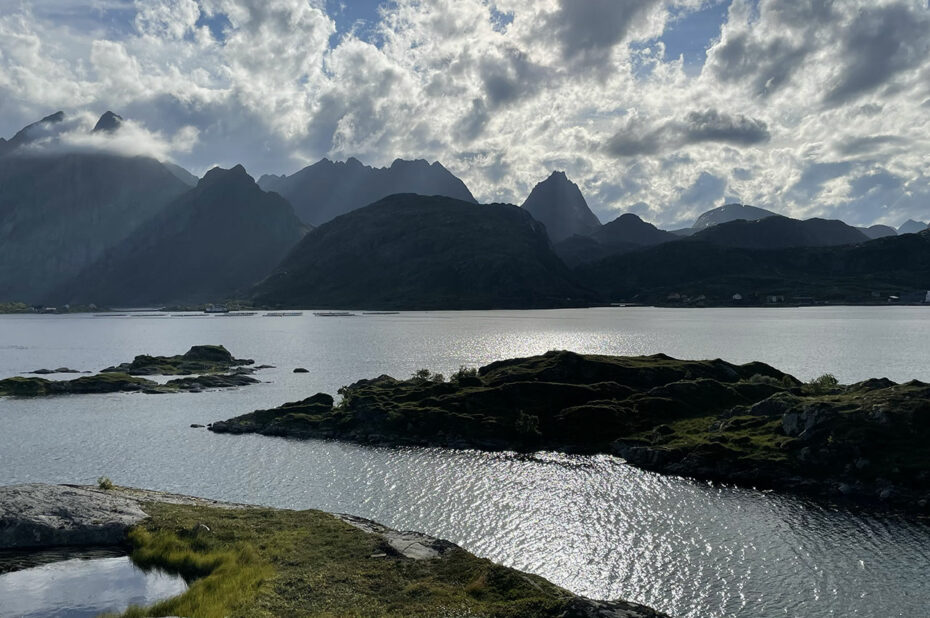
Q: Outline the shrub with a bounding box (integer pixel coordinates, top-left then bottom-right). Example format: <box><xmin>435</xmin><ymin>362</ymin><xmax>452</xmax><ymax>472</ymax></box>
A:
<box><xmin>804</xmin><ymin>373</ymin><xmax>840</xmax><ymax>395</ymax></box>
<box><xmin>97</xmin><ymin>476</ymin><xmax>114</xmax><ymax>490</ymax></box>
<box><xmin>451</xmin><ymin>365</ymin><xmax>478</xmax><ymax>382</ymax></box>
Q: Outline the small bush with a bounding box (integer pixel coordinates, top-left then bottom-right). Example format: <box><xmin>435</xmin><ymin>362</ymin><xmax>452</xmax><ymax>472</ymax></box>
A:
<box><xmin>97</xmin><ymin>476</ymin><xmax>114</xmax><ymax>490</ymax></box>
<box><xmin>747</xmin><ymin>374</ymin><xmax>781</xmax><ymax>387</ymax></box>
<box><xmin>412</xmin><ymin>368</ymin><xmax>432</xmax><ymax>381</ymax></box>
<box><xmin>804</xmin><ymin>373</ymin><xmax>839</xmax><ymax>395</ymax></box>
<box><xmin>451</xmin><ymin>365</ymin><xmax>478</xmax><ymax>382</ymax></box>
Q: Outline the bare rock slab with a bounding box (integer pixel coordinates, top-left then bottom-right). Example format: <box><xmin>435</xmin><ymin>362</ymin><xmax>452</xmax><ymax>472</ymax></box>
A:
<box><xmin>0</xmin><ymin>484</ymin><xmax>148</xmax><ymax>549</ymax></box>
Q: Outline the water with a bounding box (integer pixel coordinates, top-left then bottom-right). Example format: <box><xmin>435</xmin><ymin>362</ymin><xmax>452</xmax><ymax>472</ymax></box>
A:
<box><xmin>1</xmin><ymin>307</ymin><xmax>929</xmax><ymax>617</ymax></box>
<box><xmin>0</xmin><ymin>554</ymin><xmax>186</xmax><ymax>617</ymax></box>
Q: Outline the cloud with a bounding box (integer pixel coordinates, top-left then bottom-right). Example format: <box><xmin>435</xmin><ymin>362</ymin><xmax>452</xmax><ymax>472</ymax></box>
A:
<box><xmin>544</xmin><ymin>0</ymin><xmax>662</xmax><ymax>68</ymax></box>
<box><xmin>607</xmin><ymin>109</ymin><xmax>769</xmax><ymax>157</ymax></box>
<box><xmin>823</xmin><ymin>3</ymin><xmax>930</xmax><ymax>107</ymax></box>
<box><xmin>1</xmin><ymin>0</ymin><xmax>929</xmax><ymax>228</ymax></box>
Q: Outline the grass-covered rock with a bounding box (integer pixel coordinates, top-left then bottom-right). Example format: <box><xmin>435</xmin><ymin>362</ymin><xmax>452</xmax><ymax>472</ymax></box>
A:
<box><xmin>101</xmin><ymin>345</ymin><xmax>253</xmax><ymax>376</ymax></box>
<box><xmin>211</xmin><ymin>351</ymin><xmax>930</xmax><ymax>510</ymax></box>
<box><xmin>1</xmin><ymin>346</ymin><xmax>262</xmax><ymax>397</ymax></box>
<box><xmin>0</xmin><ymin>484</ymin><xmax>667</xmax><ymax>618</ymax></box>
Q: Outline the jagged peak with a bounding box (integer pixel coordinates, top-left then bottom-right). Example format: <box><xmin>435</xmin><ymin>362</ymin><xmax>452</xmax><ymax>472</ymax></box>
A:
<box><xmin>41</xmin><ymin>111</ymin><xmax>65</xmax><ymax>124</ymax></box>
<box><xmin>199</xmin><ymin>164</ymin><xmax>254</xmax><ymax>187</ymax></box>
<box><xmin>92</xmin><ymin>111</ymin><xmax>123</xmax><ymax>133</ymax></box>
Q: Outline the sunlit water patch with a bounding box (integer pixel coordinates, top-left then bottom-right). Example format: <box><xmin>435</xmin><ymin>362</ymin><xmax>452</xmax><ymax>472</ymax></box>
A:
<box><xmin>1</xmin><ymin>308</ymin><xmax>930</xmax><ymax>617</ymax></box>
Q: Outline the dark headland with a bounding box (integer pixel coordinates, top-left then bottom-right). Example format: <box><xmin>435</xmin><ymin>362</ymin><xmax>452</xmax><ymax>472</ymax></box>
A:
<box><xmin>211</xmin><ymin>351</ymin><xmax>930</xmax><ymax>512</ymax></box>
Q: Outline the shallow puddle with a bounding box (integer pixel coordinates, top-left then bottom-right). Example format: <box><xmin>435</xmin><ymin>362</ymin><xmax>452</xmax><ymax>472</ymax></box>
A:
<box><xmin>0</xmin><ymin>551</ymin><xmax>186</xmax><ymax>618</ymax></box>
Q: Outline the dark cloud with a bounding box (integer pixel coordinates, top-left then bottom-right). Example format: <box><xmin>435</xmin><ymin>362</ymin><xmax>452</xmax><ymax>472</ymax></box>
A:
<box><xmin>824</xmin><ymin>3</ymin><xmax>930</xmax><ymax>107</ymax></box>
<box><xmin>708</xmin><ymin>1</ymin><xmax>836</xmax><ymax>97</ymax></box>
<box><xmin>682</xmin><ymin>110</ymin><xmax>770</xmax><ymax>146</ymax></box>
<box><xmin>606</xmin><ymin>110</ymin><xmax>769</xmax><ymax>158</ymax></box>
<box><xmin>455</xmin><ymin>98</ymin><xmax>490</xmax><ymax>142</ymax></box>
<box><xmin>547</xmin><ymin>0</ymin><xmax>659</xmax><ymax>68</ymax></box>
<box><xmin>479</xmin><ymin>48</ymin><xmax>545</xmax><ymax>107</ymax></box>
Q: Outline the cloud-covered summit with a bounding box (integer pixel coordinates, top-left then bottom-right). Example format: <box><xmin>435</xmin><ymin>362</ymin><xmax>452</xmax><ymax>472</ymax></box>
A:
<box><xmin>2</xmin><ymin>0</ymin><xmax>928</xmax><ymax>228</ymax></box>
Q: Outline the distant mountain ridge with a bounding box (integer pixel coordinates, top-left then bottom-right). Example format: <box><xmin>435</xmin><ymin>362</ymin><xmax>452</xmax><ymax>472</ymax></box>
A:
<box><xmin>253</xmin><ymin>193</ymin><xmax>593</xmax><ymax>310</ymax></box>
<box><xmin>577</xmin><ymin>230</ymin><xmax>930</xmax><ymax>304</ymax></box>
<box><xmin>899</xmin><ymin>220</ymin><xmax>929</xmax><ymax>235</ymax></box>
<box><xmin>57</xmin><ymin>165</ymin><xmax>308</xmax><ymax>306</ymax></box>
<box><xmin>258</xmin><ymin>157</ymin><xmax>476</xmax><ymax>226</ymax></box>
<box><xmin>554</xmin><ymin>213</ymin><xmax>676</xmax><ymax>266</ymax></box>
<box><xmin>689</xmin><ymin>215</ymin><xmax>869</xmax><ymax>249</ymax></box>
<box><xmin>692</xmin><ymin>203</ymin><xmax>778</xmax><ymax>230</ymax></box>
<box><xmin>521</xmin><ymin>171</ymin><xmax>601</xmax><ymax>243</ymax></box>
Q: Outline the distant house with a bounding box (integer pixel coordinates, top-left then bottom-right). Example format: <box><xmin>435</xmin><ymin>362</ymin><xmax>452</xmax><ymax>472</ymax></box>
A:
<box><xmin>766</xmin><ymin>295</ymin><xmax>785</xmax><ymax>304</ymax></box>
<box><xmin>732</xmin><ymin>293</ymin><xmax>743</xmax><ymax>301</ymax></box>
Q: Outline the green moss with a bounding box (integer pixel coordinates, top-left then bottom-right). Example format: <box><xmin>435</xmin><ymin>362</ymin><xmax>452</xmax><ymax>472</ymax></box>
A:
<box><xmin>115</xmin><ymin>502</ymin><xmax>607</xmax><ymax>618</ymax></box>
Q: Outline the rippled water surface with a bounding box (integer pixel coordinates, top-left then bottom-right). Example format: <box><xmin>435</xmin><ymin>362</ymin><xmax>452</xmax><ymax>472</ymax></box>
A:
<box><xmin>1</xmin><ymin>307</ymin><xmax>929</xmax><ymax>617</ymax></box>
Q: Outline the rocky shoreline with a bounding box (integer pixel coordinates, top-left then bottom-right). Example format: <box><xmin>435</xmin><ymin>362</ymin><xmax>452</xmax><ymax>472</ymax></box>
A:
<box><xmin>0</xmin><ymin>484</ymin><xmax>666</xmax><ymax>617</ymax></box>
<box><xmin>210</xmin><ymin>351</ymin><xmax>930</xmax><ymax>513</ymax></box>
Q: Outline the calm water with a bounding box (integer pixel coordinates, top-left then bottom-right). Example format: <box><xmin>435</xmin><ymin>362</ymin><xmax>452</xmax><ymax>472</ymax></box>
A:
<box><xmin>0</xmin><ymin>555</ymin><xmax>186</xmax><ymax>617</ymax></box>
<box><xmin>1</xmin><ymin>307</ymin><xmax>929</xmax><ymax>617</ymax></box>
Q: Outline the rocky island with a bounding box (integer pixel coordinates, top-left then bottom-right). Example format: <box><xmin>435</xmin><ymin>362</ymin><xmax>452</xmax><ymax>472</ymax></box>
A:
<box><xmin>0</xmin><ymin>345</ymin><xmax>262</xmax><ymax>396</ymax></box>
<box><xmin>211</xmin><ymin>351</ymin><xmax>930</xmax><ymax>511</ymax></box>
<box><xmin>0</xmin><ymin>483</ymin><xmax>665</xmax><ymax>617</ymax></box>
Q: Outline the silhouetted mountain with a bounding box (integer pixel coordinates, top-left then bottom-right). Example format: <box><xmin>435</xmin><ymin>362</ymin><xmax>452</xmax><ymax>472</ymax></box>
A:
<box><xmin>553</xmin><ymin>213</ymin><xmax>677</xmax><ymax>266</ymax></box>
<box><xmin>253</xmin><ymin>194</ymin><xmax>594</xmax><ymax>310</ymax></box>
<box><xmin>0</xmin><ymin>140</ymin><xmax>190</xmax><ymax>301</ymax></box>
<box><xmin>690</xmin><ymin>216</ymin><xmax>868</xmax><ymax>249</ymax></box>
<box><xmin>576</xmin><ymin>230</ymin><xmax>930</xmax><ymax>304</ymax></box>
<box><xmin>162</xmin><ymin>162</ymin><xmax>198</xmax><ymax>187</ymax></box>
<box><xmin>858</xmin><ymin>224</ymin><xmax>897</xmax><ymax>239</ymax></box>
<box><xmin>521</xmin><ymin>171</ymin><xmax>601</xmax><ymax>243</ymax></box>
<box><xmin>57</xmin><ymin>165</ymin><xmax>308</xmax><ymax>306</ymax></box>
<box><xmin>258</xmin><ymin>157</ymin><xmax>476</xmax><ymax>226</ymax></box>
<box><xmin>898</xmin><ymin>219</ymin><xmax>928</xmax><ymax>235</ymax></box>
<box><xmin>692</xmin><ymin>203</ymin><xmax>778</xmax><ymax>229</ymax></box>
<box><xmin>7</xmin><ymin>111</ymin><xmax>65</xmax><ymax>150</ymax></box>
<box><xmin>92</xmin><ymin>111</ymin><xmax>123</xmax><ymax>133</ymax></box>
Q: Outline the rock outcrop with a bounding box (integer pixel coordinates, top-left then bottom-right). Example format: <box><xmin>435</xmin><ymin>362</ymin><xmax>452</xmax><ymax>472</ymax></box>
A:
<box><xmin>211</xmin><ymin>351</ymin><xmax>930</xmax><ymax>511</ymax></box>
<box><xmin>0</xmin><ymin>484</ymin><xmax>667</xmax><ymax>617</ymax></box>
<box><xmin>0</xmin><ymin>484</ymin><xmax>148</xmax><ymax>549</ymax></box>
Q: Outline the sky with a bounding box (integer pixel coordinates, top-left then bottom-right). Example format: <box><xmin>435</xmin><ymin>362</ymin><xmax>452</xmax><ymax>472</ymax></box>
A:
<box><xmin>1</xmin><ymin>0</ymin><xmax>929</xmax><ymax>228</ymax></box>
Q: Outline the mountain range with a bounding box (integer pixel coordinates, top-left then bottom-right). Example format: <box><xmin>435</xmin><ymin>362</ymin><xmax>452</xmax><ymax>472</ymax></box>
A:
<box><xmin>258</xmin><ymin>157</ymin><xmax>476</xmax><ymax>226</ymax></box>
<box><xmin>2</xmin><ymin>110</ymin><xmax>927</xmax><ymax>309</ymax></box>
<box><xmin>253</xmin><ymin>194</ymin><xmax>592</xmax><ymax>310</ymax></box>
<box><xmin>55</xmin><ymin>165</ymin><xmax>307</xmax><ymax>306</ymax></box>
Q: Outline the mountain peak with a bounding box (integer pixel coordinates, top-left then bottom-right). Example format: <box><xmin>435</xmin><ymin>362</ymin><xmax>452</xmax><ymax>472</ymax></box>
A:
<box><xmin>522</xmin><ymin>171</ymin><xmax>601</xmax><ymax>243</ymax></box>
<box><xmin>41</xmin><ymin>111</ymin><xmax>65</xmax><ymax>124</ymax></box>
<box><xmin>92</xmin><ymin>111</ymin><xmax>123</xmax><ymax>133</ymax></box>
<box><xmin>9</xmin><ymin>111</ymin><xmax>66</xmax><ymax>146</ymax></box>
<box><xmin>898</xmin><ymin>219</ymin><xmax>929</xmax><ymax>235</ymax></box>
<box><xmin>692</xmin><ymin>203</ymin><xmax>778</xmax><ymax>230</ymax></box>
<box><xmin>199</xmin><ymin>164</ymin><xmax>254</xmax><ymax>187</ymax></box>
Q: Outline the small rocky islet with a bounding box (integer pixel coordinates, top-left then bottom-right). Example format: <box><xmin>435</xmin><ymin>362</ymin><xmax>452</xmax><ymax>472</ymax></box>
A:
<box><xmin>210</xmin><ymin>350</ymin><xmax>930</xmax><ymax>512</ymax></box>
<box><xmin>0</xmin><ymin>345</ymin><xmax>262</xmax><ymax>396</ymax></box>
<box><xmin>0</xmin><ymin>484</ymin><xmax>666</xmax><ymax>618</ymax></box>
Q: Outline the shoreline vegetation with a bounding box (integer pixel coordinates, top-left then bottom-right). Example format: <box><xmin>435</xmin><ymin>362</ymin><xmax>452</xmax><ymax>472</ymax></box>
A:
<box><xmin>210</xmin><ymin>351</ymin><xmax>930</xmax><ymax>513</ymax></box>
<box><xmin>0</xmin><ymin>484</ymin><xmax>666</xmax><ymax>618</ymax></box>
<box><xmin>0</xmin><ymin>345</ymin><xmax>264</xmax><ymax>397</ymax></box>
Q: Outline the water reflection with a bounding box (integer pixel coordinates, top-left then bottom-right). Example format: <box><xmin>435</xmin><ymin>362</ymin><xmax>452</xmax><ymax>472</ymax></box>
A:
<box><xmin>0</xmin><ymin>555</ymin><xmax>186</xmax><ymax>618</ymax></box>
<box><xmin>2</xmin><ymin>309</ymin><xmax>930</xmax><ymax>617</ymax></box>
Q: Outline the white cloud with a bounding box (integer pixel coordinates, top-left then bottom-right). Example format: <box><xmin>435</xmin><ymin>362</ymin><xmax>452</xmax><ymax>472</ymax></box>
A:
<box><xmin>1</xmin><ymin>0</ymin><xmax>929</xmax><ymax>227</ymax></box>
